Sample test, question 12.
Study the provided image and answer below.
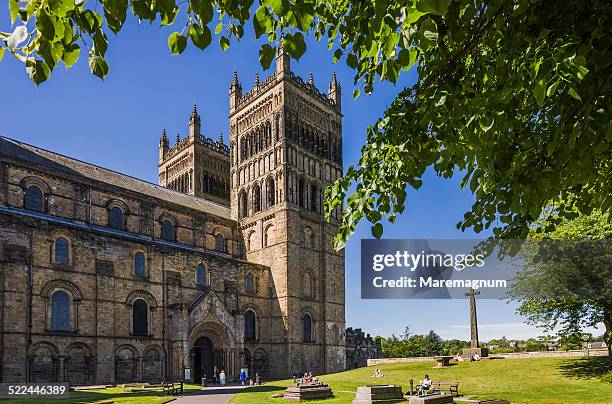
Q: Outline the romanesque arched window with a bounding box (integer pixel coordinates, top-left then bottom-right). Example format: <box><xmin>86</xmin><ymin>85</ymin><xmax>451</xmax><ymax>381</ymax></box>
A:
<box><xmin>266</xmin><ymin>177</ymin><xmax>275</xmax><ymax>208</ymax></box>
<box><xmin>245</xmin><ymin>309</ymin><xmax>257</xmax><ymax>341</ymax></box>
<box><xmin>252</xmin><ymin>184</ymin><xmax>261</xmax><ymax>213</ymax></box>
<box><xmin>109</xmin><ymin>206</ymin><xmax>124</xmax><ymax>230</ymax></box>
<box><xmin>239</xmin><ymin>190</ymin><xmax>248</xmax><ymax>219</ymax></box>
<box><xmin>303</xmin><ymin>272</ymin><xmax>313</xmax><ymax>298</ymax></box>
<box><xmin>303</xmin><ymin>314</ymin><xmax>313</xmax><ymax>343</ymax></box>
<box><xmin>196</xmin><ymin>264</ymin><xmax>206</xmax><ymax>287</ymax></box>
<box><xmin>25</xmin><ymin>185</ymin><xmax>44</xmax><ymax>212</ymax></box>
<box><xmin>132</xmin><ymin>299</ymin><xmax>148</xmax><ymax>336</ymax></box>
<box><xmin>134</xmin><ymin>252</ymin><xmax>145</xmax><ymax>277</ymax></box>
<box><xmin>246</xmin><ymin>273</ymin><xmax>254</xmax><ymax>294</ymax></box>
<box><xmin>264</xmin><ymin>225</ymin><xmax>274</xmax><ymax>247</ymax></box>
<box><xmin>51</xmin><ymin>290</ymin><xmax>70</xmax><ymax>331</ymax></box>
<box><xmin>161</xmin><ymin>220</ymin><xmax>175</xmax><ymax>242</ymax></box>
<box><xmin>310</xmin><ymin>184</ymin><xmax>319</xmax><ymax>213</ymax></box>
<box><xmin>54</xmin><ymin>237</ymin><xmax>69</xmax><ymax>264</ymax></box>
<box><xmin>215</xmin><ymin>234</ymin><xmax>226</xmax><ymax>253</ymax></box>
<box><xmin>298</xmin><ymin>178</ymin><xmax>305</xmax><ymax>208</ymax></box>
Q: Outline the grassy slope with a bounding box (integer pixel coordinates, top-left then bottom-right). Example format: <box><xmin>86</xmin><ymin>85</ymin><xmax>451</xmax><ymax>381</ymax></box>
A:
<box><xmin>231</xmin><ymin>357</ymin><xmax>612</xmax><ymax>404</ymax></box>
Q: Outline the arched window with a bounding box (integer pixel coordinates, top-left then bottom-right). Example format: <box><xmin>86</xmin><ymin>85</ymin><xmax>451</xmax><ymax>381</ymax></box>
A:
<box><xmin>303</xmin><ymin>314</ymin><xmax>313</xmax><ymax>343</ymax></box>
<box><xmin>215</xmin><ymin>234</ymin><xmax>226</xmax><ymax>253</ymax></box>
<box><xmin>25</xmin><ymin>186</ymin><xmax>44</xmax><ymax>212</ymax></box>
<box><xmin>298</xmin><ymin>178</ymin><xmax>305</xmax><ymax>208</ymax></box>
<box><xmin>132</xmin><ymin>299</ymin><xmax>148</xmax><ymax>336</ymax></box>
<box><xmin>245</xmin><ymin>310</ymin><xmax>257</xmax><ymax>341</ymax></box>
<box><xmin>161</xmin><ymin>220</ymin><xmax>175</xmax><ymax>242</ymax></box>
<box><xmin>196</xmin><ymin>264</ymin><xmax>206</xmax><ymax>287</ymax></box>
<box><xmin>54</xmin><ymin>237</ymin><xmax>69</xmax><ymax>264</ymax></box>
<box><xmin>310</xmin><ymin>184</ymin><xmax>319</xmax><ymax>213</ymax></box>
<box><xmin>239</xmin><ymin>190</ymin><xmax>248</xmax><ymax>219</ymax></box>
<box><xmin>266</xmin><ymin>177</ymin><xmax>275</xmax><ymax>208</ymax></box>
<box><xmin>264</xmin><ymin>225</ymin><xmax>274</xmax><ymax>247</ymax></box>
<box><xmin>109</xmin><ymin>206</ymin><xmax>124</xmax><ymax>230</ymax></box>
<box><xmin>51</xmin><ymin>290</ymin><xmax>70</xmax><ymax>331</ymax></box>
<box><xmin>134</xmin><ymin>252</ymin><xmax>145</xmax><ymax>277</ymax></box>
<box><xmin>246</xmin><ymin>273</ymin><xmax>254</xmax><ymax>294</ymax></box>
<box><xmin>252</xmin><ymin>184</ymin><xmax>261</xmax><ymax>213</ymax></box>
<box><xmin>303</xmin><ymin>272</ymin><xmax>312</xmax><ymax>298</ymax></box>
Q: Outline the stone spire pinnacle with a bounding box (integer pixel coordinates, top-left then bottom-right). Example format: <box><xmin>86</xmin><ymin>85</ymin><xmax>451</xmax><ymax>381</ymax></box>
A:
<box><xmin>176</xmin><ymin>132</ymin><xmax>180</xmax><ymax>145</ymax></box>
<box><xmin>161</xmin><ymin>128</ymin><xmax>167</xmax><ymax>144</ymax></box>
<box><xmin>255</xmin><ymin>72</ymin><xmax>260</xmax><ymax>86</ymax></box>
<box><xmin>219</xmin><ymin>132</ymin><xmax>224</xmax><ymax>144</ymax></box>
<box><xmin>191</xmin><ymin>103</ymin><xmax>199</xmax><ymax>119</ymax></box>
<box><xmin>331</xmin><ymin>70</ymin><xmax>338</xmax><ymax>86</ymax></box>
<box><xmin>232</xmin><ymin>71</ymin><xmax>239</xmax><ymax>86</ymax></box>
<box><xmin>309</xmin><ymin>72</ymin><xmax>314</xmax><ymax>86</ymax></box>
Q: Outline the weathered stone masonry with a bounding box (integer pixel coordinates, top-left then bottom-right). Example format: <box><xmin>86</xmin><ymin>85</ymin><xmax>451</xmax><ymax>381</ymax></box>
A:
<box><xmin>0</xmin><ymin>49</ymin><xmax>345</xmax><ymax>385</ymax></box>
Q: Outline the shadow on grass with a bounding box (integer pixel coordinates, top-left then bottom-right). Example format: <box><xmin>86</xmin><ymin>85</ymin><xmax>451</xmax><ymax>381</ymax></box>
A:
<box><xmin>233</xmin><ymin>385</ymin><xmax>285</xmax><ymax>394</ymax></box>
<box><xmin>557</xmin><ymin>357</ymin><xmax>612</xmax><ymax>379</ymax></box>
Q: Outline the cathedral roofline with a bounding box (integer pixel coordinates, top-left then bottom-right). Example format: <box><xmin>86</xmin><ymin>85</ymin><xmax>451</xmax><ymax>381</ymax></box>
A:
<box><xmin>0</xmin><ymin>135</ymin><xmax>231</xmax><ymax>218</ymax></box>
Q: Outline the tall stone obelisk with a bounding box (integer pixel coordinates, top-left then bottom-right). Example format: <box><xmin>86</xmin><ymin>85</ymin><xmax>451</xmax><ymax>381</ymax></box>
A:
<box><xmin>463</xmin><ymin>288</ymin><xmax>488</xmax><ymax>358</ymax></box>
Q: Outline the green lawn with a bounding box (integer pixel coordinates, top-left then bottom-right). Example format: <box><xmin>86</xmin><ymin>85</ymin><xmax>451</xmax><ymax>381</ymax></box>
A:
<box><xmin>0</xmin><ymin>384</ymin><xmax>203</xmax><ymax>403</ymax></box>
<box><xmin>231</xmin><ymin>357</ymin><xmax>612</xmax><ymax>404</ymax></box>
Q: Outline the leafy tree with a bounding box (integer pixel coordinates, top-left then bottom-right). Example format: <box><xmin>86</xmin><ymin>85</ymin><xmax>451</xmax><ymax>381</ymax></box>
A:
<box><xmin>442</xmin><ymin>339</ymin><xmax>470</xmax><ymax>356</ymax></box>
<box><xmin>508</xmin><ymin>210</ymin><xmax>612</xmax><ymax>361</ymax></box>
<box><xmin>1</xmin><ymin>0</ymin><xmax>610</xmax><ymax>249</ymax></box>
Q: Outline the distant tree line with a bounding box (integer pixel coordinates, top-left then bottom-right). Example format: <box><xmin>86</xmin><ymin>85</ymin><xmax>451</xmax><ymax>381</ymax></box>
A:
<box><xmin>377</xmin><ymin>328</ymin><xmax>607</xmax><ymax>358</ymax></box>
<box><xmin>377</xmin><ymin>328</ymin><xmax>470</xmax><ymax>358</ymax></box>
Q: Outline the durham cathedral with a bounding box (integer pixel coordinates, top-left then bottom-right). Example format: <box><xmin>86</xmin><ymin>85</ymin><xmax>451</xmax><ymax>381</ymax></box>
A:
<box><xmin>0</xmin><ymin>46</ymin><xmax>348</xmax><ymax>384</ymax></box>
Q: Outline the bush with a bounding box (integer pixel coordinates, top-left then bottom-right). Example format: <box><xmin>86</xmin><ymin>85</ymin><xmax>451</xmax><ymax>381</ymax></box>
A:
<box><xmin>601</xmin><ymin>372</ymin><xmax>612</xmax><ymax>384</ymax></box>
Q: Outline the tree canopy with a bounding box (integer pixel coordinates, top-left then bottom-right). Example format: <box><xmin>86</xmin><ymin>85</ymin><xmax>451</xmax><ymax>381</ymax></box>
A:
<box><xmin>2</xmin><ymin>0</ymin><xmax>610</xmax><ymax>249</ymax></box>
<box><xmin>508</xmin><ymin>210</ymin><xmax>612</xmax><ymax>360</ymax></box>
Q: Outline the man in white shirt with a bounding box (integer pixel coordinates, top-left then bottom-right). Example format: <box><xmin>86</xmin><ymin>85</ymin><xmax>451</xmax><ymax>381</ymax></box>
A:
<box><xmin>419</xmin><ymin>375</ymin><xmax>432</xmax><ymax>396</ymax></box>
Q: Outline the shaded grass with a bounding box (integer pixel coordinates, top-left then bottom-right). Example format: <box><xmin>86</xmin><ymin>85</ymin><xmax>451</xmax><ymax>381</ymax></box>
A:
<box><xmin>231</xmin><ymin>357</ymin><xmax>612</xmax><ymax>404</ymax></box>
<box><xmin>0</xmin><ymin>383</ymin><xmax>203</xmax><ymax>403</ymax></box>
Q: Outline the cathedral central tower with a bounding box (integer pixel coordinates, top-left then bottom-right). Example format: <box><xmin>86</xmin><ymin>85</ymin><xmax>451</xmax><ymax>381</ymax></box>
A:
<box><xmin>228</xmin><ymin>44</ymin><xmax>346</xmax><ymax>375</ymax></box>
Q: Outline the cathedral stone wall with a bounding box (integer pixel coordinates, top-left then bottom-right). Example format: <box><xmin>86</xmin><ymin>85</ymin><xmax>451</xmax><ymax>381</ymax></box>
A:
<box><xmin>0</xmin><ymin>51</ymin><xmax>346</xmax><ymax>385</ymax></box>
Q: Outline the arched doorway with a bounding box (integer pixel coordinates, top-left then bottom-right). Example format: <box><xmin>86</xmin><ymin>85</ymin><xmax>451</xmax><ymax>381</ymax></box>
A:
<box><xmin>192</xmin><ymin>336</ymin><xmax>225</xmax><ymax>383</ymax></box>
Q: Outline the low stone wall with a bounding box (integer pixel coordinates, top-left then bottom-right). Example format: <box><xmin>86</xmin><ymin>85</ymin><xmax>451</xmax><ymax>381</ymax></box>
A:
<box><xmin>367</xmin><ymin>348</ymin><xmax>608</xmax><ymax>366</ymax></box>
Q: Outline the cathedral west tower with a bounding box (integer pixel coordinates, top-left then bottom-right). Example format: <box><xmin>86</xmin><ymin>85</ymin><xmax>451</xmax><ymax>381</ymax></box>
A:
<box><xmin>229</xmin><ymin>43</ymin><xmax>346</xmax><ymax>375</ymax></box>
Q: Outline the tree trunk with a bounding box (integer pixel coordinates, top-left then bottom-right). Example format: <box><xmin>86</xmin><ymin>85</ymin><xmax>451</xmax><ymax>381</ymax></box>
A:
<box><xmin>603</xmin><ymin>306</ymin><xmax>612</xmax><ymax>363</ymax></box>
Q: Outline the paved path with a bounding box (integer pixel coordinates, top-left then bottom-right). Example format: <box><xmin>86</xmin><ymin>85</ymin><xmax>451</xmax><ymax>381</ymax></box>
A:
<box><xmin>174</xmin><ymin>385</ymin><xmax>246</xmax><ymax>404</ymax></box>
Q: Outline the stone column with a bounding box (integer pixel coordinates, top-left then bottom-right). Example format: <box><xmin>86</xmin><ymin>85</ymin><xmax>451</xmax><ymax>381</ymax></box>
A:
<box><xmin>138</xmin><ymin>356</ymin><xmax>143</xmax><ymax>382</ymax></box>
<box><xmin>58</xmin><ymin>356</ymin><xmax>66</xmax><ymax>382</ymax></box>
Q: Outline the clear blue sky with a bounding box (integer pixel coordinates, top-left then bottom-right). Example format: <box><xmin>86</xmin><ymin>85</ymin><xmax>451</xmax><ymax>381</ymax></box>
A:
<box><xmin>1</xmin><ymin>16</ymin><xmax>601</xmax><ymax>341</ymax></box>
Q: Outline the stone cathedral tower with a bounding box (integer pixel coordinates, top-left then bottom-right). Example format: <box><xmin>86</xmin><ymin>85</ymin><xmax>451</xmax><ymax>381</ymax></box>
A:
<box><xmin>158</xmin><ymin>105</ymin><xmax>231</xmax><ymax>206</ymax></box>
<box><xmin>229</xmin><ymin>43</ymin><xmax>346</xmax><ymax>375</ymax></box>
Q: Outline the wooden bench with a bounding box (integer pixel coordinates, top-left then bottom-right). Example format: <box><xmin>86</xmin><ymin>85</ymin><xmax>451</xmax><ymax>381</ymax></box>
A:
<box><xmin>162</xmin><ymin>381</ymin><xmax>183</xmax><ymax>396</ymax></box>
<box><xmin>430</xmin><ymin>381</ymin><xmax>459</xmax><ymax>397</ymax></box>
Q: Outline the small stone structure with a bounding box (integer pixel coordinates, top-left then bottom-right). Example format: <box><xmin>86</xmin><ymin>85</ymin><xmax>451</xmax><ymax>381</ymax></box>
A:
<box><xmin>432</xmin><ymin>356</ymin><xmax>453</xmax><ymax>368</ymax></box>
<box><xmin>346</xmin><ymin>328</ymin><xmax>382</xmax><ymax>370</ymax></box>
<box><xmin>407</xmin><ymin>393</ymin><xmax>453</xmax><ymax>404</ymax></box>
<box><xmin>284</xmin><ymin>383</ymin><xmax>334</xmax><ymax>401</ymax></box>
<box><xmin>353</xmin><ymin>385</ymin><xmax>405</xmax><ymax>403</ymax></box>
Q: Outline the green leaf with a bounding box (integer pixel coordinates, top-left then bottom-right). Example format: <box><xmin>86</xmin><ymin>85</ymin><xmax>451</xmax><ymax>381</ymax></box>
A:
<box><xmin>9</xmin><ymin>0</ymin><xmax>18</xmax><ymax>24</ymax></box>
<box><xmin>215</xmin><ymin>22</ymin><xmax>223</xmax><ymax>35</ymax></box>
<box><xmin>333</xmin><ymin>49</ymin><xmax>342</xmax><ymax>63</ymax></box>
<box><xmin>219</xmin><ymin>36</ymin><xmax>230</xmax><ymax>51</ymax></box>
<box><xmin>416</xmin><ymin>0</ymin><xmax>451</xmax><ymax>15</ymax></box>
<box><xmin>0</xmin><ymin>48</ymin><xmax>4</xmax><ymax>63</ymax></box>
<box><xmin>372</xmin><ymin>223</ymin><xmax>384</xmax><ymax>238</ymax></box>
<box><xmin>568</xmin><ymin>86</ymin><xmax>581</xmax><ymax>101</ymax></box>
<box><xmin>546</xmin><ymin>79</ymin><xmax>559</xmax><ymax>97</ymax></box>
<box><xmin>26</xmin><ymin>59</ymin><xmax>51</xmax><ymax>85</ymax></box>
<box><xmin>418</xmin><ymin>18</ymin><xmax>438</xmax><ymax>48</ymax></box>
<box><xmin>284</xmin><ymin>32</ymin><xmax>306</xmax><ymax>60</ymax></box>
<box><xmin>189</xmin><ymin>24</ymin><xmax>212</xmax><ymax>50</ymax></box>
<box><xmin>36</xmin><ymin>9</ymin><xmax>55</xmax><ymax>41</ymax></box>
<box><xmin>62</xmin><ymin>44</ymin><xmax>80</xmax><ymax>68</ymax></box>
<box><xmin>192</xmin><ymin>0</ymin><xmax>213</xmax><ymax>24</ymax></box>
<box><xmin>253</xmin><ymin>6</ymin><xmax>272</xmax><ymax>38</ymax></box>
<box><xmin>534</xmin><ymin>78</ymin><xmax>545</xmax><ymax>106</ymax></box>
<box><xmin>88</xmin><ymin>54</ymin><xmax>109</xmax><ymax>79</ymax></box>
<box><xmin>168</xmin><ymin>32</ymin><xmax>187</xmax><ymax>55</ymax></box>
<box><xmin>479</xmin><ymin>115</ymin><xmax>494</xmax><ymax>132</ymax></box>
<box><xmin>271</xmin><ymin>0</ymin><xmax>289</xmax><ymax>15</ymax></box>
<box><xmin>258</xmin><ymin>43</ymin><xmax>275</xmax><ymax>69</ymax></box>
<box><xmin>353</xmin><ymin>89</ymin><xmax>360</xmax><ymax>99</ymax></box>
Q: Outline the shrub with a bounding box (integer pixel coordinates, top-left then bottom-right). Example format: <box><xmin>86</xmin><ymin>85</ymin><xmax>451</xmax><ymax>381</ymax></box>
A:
<box><xmin>601</xmin><ymin>372</ymin><xmax>612</xmax><ymax>384</ymax></box>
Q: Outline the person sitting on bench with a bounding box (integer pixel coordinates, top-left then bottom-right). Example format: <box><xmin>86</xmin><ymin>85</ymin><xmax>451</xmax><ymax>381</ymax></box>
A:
<box><xmin>419</xmin><ymin>375</ymin><xmax>432</xmax><ymax>396</ymax></box>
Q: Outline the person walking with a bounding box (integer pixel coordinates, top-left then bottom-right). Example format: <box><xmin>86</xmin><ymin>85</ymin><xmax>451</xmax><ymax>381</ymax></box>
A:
<box><xmin>240</xmin><ymin>369</ymin><xmax>247</xmax><ymax>386</ymax></box>
<box><xmin>219</xmin><ymin>369</ymin><xmax>226</xmax><ymax>386</ymax></box>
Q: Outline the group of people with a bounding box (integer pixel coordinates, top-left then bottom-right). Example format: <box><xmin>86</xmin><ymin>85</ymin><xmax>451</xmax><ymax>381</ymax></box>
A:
<box><xmin>293</xmin><ymin>371</ymin><xmax>319</xmax><ymax>385</ymax></box>
<box><xmin>210</xmin><ymin>368</ymin><xmax>226</xmax><ymax>386</ymax></box>
<box><xmin>371</xmin><ymin>368</ymin><xmax>385</xmax><ymax>378</ymax></box>
<box><xmin>239</xmin><ymin>369</ymin><xmax>262</xmax><ymax>386</ymax></box>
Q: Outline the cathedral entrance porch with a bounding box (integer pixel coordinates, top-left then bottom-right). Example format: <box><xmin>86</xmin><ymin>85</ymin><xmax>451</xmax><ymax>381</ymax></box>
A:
<box><xmin>192</xmin><ymin>336</ymin><xmax>225</xmax><ymax>383</ymax></box>
<box><xmin>188</xmin><ymin>319</ymin><xmax>239</xmax><ymax>384</ymax></box>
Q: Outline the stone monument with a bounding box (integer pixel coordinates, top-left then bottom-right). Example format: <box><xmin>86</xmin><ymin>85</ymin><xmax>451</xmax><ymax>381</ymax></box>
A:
<box><xmin>463</xmin><ymin>288</ymin><xmax>489</xmax><ymax>358</ymax></box>
<box><xmin>353</xmin><ymin>385</ymin><xmax>405</xmax><ymax>403</ymax></box>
